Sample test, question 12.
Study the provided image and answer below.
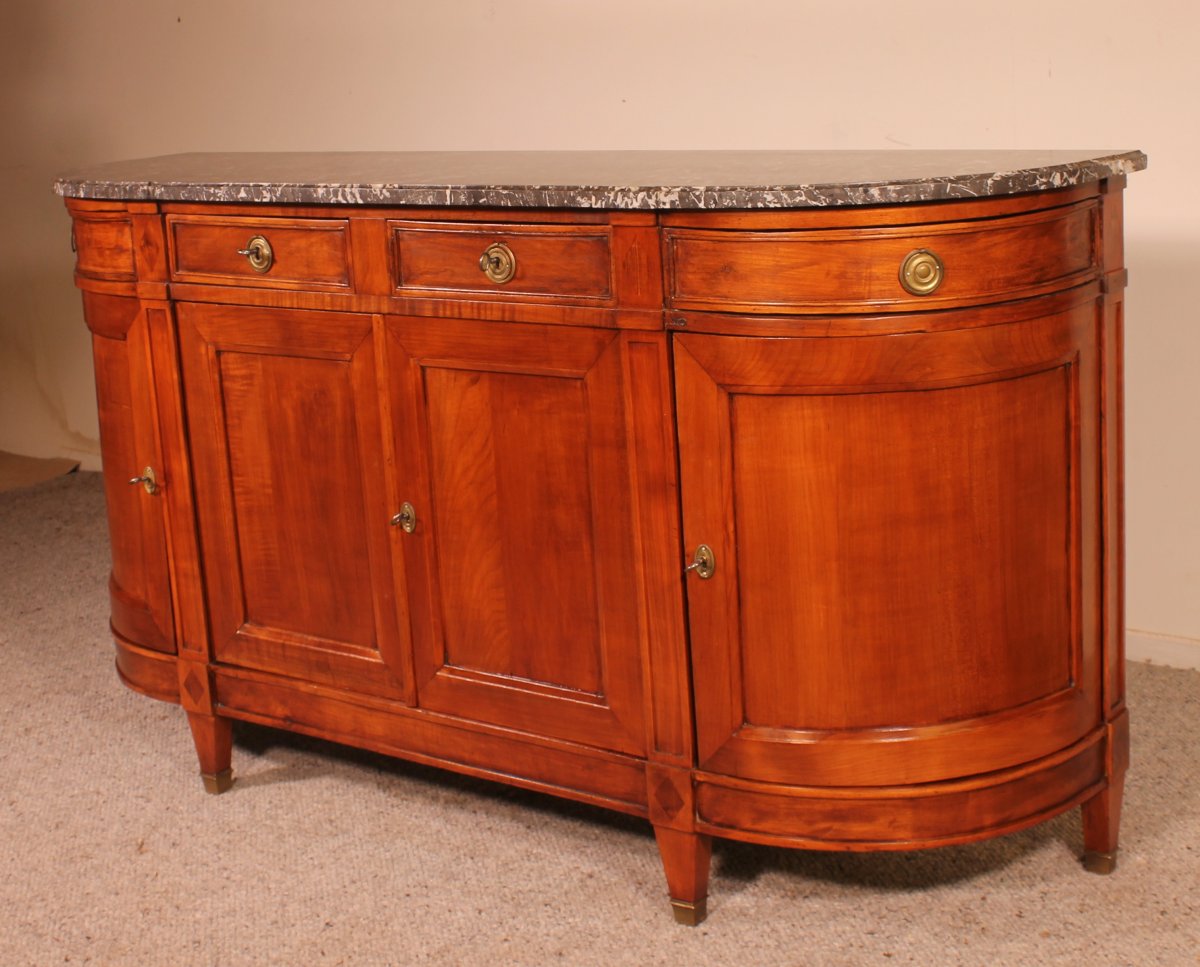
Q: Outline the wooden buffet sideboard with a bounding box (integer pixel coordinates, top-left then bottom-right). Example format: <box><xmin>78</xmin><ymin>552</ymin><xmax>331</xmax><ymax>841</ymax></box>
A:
<box><xmin>56</xmin><ymin>150</ymin><xmax>1145</xmax><ymax>923</ymax></box>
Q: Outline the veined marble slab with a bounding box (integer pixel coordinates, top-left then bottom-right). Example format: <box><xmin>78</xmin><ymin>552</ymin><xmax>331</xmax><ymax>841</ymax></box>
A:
<box><xmin>54</xmin><ymin>150</ymin><xmax>1147</xmax><ymax>209</ymax></box>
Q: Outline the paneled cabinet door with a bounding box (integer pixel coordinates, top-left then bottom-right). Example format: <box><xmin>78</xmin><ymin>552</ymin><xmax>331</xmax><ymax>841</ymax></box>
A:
<box><xmin>176</xmin><ymin>303</ymin><xmax>412</xmax><ymax>700</ymax></box>
<box><xmin>384</xmin><ymin>316</ymin><xmax>650</xmax><ymax>755</ymax></box>
<box><xmin>674</xmin><ymin>303</ymin><xmax>1103</xmax><ymax>788</ymax></box>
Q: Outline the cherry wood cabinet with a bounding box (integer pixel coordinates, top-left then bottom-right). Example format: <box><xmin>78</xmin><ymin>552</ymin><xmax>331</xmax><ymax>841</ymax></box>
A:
<box><xmin>58</xmin><ymin>152</ymin><xmax>1141</xmax><ymax>924</ymax></box>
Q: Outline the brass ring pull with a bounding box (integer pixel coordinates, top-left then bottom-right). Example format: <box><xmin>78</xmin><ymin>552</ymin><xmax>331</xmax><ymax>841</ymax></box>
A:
<box><xmin>128</xmin><ymin>466</ymin><xmax>158</xmax><ymax>495</ymax></box>
<box><xmin>479</xmin><ymin>242</ymin><xmax>516</xmax><ymax>284</ymax></box>
<box><xmin>237</xmin><ymin>235</ymin><xmax>274</xmax><ymax>274</ymax></box>
<box><xmin>899</xmin><ymin>249</ymin><xmax>944</xmax><ymax>296</ymax></box>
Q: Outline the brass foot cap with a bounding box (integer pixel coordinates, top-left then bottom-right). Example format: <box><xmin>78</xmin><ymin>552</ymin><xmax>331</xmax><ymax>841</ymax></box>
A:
<box><xmin>201</xmin><ymin>768</ymin><xmax>234</xmax><ymax>795</ymax></box>
<box><xmin>670</xmin><ymin>898</ymin><xmax>708</xmax><ymax>926</ymax></box>
<box><xmin>1083</xmin><ymin>849</ymin><xmax>1117</xmax><ymax>874</ymax></box>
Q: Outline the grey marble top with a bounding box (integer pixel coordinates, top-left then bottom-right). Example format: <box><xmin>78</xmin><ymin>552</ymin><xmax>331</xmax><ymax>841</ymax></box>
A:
<box><xmin>54</xmin><ymin>150</ymin><xmax>1147</xmax><ymax>210</ymax></box>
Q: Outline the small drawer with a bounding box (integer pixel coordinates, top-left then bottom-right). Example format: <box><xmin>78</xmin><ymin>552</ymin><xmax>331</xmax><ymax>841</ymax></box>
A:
<box><xmin>72</xmin><ymin>212</ymin><xmax>136</xmax><ymax>282</ymax></box>
<box><xmin>391</xmin><ymin>221</ymin><xmax>612</xmax><ymax>303</ymax></box>
<box><xmin>665</xmin><ymin>201</ymin><xmax>1098</xmax><ymax>314</ymax></box>
<box><xmin>168</xmin><ymin>215</ymin><xmax>352</xmax><ymax>290</ymax></box>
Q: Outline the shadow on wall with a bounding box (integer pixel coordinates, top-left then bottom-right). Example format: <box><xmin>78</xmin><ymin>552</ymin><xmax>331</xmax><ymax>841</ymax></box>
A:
<box><xmin>0</xmin><ymin>3</ymin><xmax>105</xmax><ymax>467</ymax></box>
<box><xmin>1122</xmin><ymin>236</ymin><xmax>1200</xmax><ymax>643</ymax></box>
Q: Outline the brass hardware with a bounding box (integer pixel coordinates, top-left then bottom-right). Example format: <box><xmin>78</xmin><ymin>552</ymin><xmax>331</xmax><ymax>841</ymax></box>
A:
<box><xmin>899</xmin><ymin>248</ymin><xmax>944</xmax><ymax>296</ymax></box>
<box><xmin>127</xmin><ymin>466</ymin><xmax>158</xmax><ymax>495</ymax></box>
<box><xmin>1083</xmin><ymin>849</ymin><xmax>1118</xmax><ymax>874</ymax></box>
<box><xmin>670</xmin><ymin>898</ymin><xmax>707</xmax><ymax>926</ymax></box>
<box><xmin>684</xmin><ymin>544</ymin><xmax>715</xmax><ymax>580</ymax></box>
<box><xmin>236</xmin><ymin>235</ymin><xmax>274</xmax><ymax>273</ymax></box>
<box><xmin>390</xmin><ymin>502</ymin><xmax>417</xmax><ymax>534</ymax></box>
<box><xmin>479</xmin><ymin>241</ymin><xmax>517</xmax><ymax>284</ymax></box>
<box><xmin>201</xmin><ymin>768</ymin><xmax>234</xmax><ymax>795</ymax></box>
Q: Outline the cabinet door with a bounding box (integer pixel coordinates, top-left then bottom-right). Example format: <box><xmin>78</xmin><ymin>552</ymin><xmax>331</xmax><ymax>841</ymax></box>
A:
<box><xmin>675</xmin><ymin>304</ymin><xmax>1102</xmax><ymax>786</ymax></box>
<box><xmin>385</xmin><ymin>317</ymin><xmax>648</xmax><ymax>755</ymax></box>
<box><xmin>177</xmin><ymin>303</ymin><xmax>411</xmax><ymax>699</ymax></box>
<box><xmin>87</xmin><ymin>293</ymin><xmax>175</xmax><ymax>653</ymax></box>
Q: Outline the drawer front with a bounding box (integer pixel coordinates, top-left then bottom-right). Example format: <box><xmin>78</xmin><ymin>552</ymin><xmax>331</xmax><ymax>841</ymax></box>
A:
<box><xmin>666</xmin><ymin>201</ymin><xmax>1098</xmax><ymax>314</ymax></box>
<box><xmin>168</xmin><ymin>216</ymin><xmax>352</xmax><ymax>290</ymax></box>
<box><xmin>72</xmin><ymin>212</ymin><xmax>136</xmax><ymax>282</ymax></box>
<box><xmin>391</xmin><ymin>221</ymin><xmax>613</xmax><ymax>303</ymax></box>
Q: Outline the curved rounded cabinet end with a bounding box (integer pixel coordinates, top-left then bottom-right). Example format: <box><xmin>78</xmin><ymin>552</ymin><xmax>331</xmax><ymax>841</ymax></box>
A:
<box><xmin>113</xmin><ymin>627</ymin><xmax>180</xmax><ymax>704</ymax></box>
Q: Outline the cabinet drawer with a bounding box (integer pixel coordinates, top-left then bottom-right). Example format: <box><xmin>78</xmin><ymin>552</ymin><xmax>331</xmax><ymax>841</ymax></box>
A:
<box><xmin>167</xmin><ymin>215</ymin><xmax>352</xmax><ymax>290</ymax></box>
<box><xmin>665</xmin><ymin>201</ymin><xmax>1098</xmax><ymax>314</ymax></box>
<box><xmin>72</xmin><ymin>211</ymin><xmax>136</xmax><ymax>282</ymax></box>
<box><xmin>391</xmin><ymin>221</ymin><xmax>613</xmax><ymax>303</ymax></box>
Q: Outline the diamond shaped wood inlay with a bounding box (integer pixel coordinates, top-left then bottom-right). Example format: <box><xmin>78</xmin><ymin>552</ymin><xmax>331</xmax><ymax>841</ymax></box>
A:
<box><xmin>654</xmin><ymin>776</ymin><xmax>685</xmax><ymax>821</ymax></box>
<box><xmin>182</xmin><ymin>669</ymin><xmax>205</xmax><ymax>706</ymax></box>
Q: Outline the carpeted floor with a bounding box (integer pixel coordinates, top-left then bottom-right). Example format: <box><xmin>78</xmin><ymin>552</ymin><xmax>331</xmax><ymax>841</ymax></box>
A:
<box><xmin>2</xmin><ymin>472</ymin><xmax>1197</xmax><ymax>966</ymax></box>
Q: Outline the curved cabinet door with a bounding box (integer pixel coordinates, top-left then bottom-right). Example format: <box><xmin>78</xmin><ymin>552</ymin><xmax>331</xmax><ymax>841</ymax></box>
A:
<box><xmin>87</xmin><ymin>293</ymin><xmax>175</xmax><ymax>653</ymax></box>
<box><xmin>675</xmin><ymin>302</ymin><xmax>1102</xmax><ymax>787</ymax></box>
<box><xmin>384</xmin><ymin>316</ymin><xmax>651</xmax><ymax>756</ymax></box>
<box><xmin>177</xmin><ymin>303</ymin><xmax>412</xmax><ymax>700</ymax></box>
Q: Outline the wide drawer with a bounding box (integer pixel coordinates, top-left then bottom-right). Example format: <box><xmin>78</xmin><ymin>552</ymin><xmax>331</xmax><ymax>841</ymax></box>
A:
<box><xmin>390</xmin><ymin>221</ymin><xmax>613</xmax><ymax>303</ymax></box>
<box><xmin>167</xmin><ymin>215</ymin><xmax>352</xmax><ymax>290</ymax></box>
<box><xmin>665</xmin><ymin>201</ymin><xmax>1099</xmax><ymax>314</ymax></box>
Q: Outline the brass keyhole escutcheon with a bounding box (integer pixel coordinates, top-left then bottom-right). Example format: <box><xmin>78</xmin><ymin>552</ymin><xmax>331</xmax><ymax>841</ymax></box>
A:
<box><xmin>237</xmin><ymin>235</ymin><xmax>274</xmax><ymax>274</ymax></box>
<box><xmin>685</xmin><ymin>544</ymin><xmax>716</xmax><ymax>580</ymax></box>
<box><xmin>899</xmin><ymin>248</ymin><xmax>944</xmax><ymax>296</ymax></box>
<box><xmin>390</xmin><ymin>502</ymin><xmax>417</xmax><ymax>534</ymax></box>
<box><xmin>479</xmin><ymin>241</ymin><xmax>517</xmax><ymax>284</ymax></box>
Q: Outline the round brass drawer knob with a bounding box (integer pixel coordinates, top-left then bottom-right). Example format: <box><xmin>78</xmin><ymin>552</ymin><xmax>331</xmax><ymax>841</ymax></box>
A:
<box><xmin>899</xmin><ymin>248</ymin><xmax>944</xmax><ymax>296</ymax></box>
<box><xmin>237</xmin><ymin>235</ymin><xmax>274</xmax><ymax>274</ymax></box>
<box><xmin>479</xmin><ymin>241</ymin><xmax>517</xmax><ymax>284</ymax></box>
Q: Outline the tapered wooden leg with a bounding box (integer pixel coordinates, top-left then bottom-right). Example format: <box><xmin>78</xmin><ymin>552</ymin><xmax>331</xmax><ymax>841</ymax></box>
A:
<box><xmin>653</xmin><ymin>826</ymin><xmax>712</xmax><ymax>925</ymax></box>
<box><xmin>1081</xmin><ymin>774</ymin><xmax>1124</xmax><ymax>873</ymax></box>
<box><xmin>186</xmin><ymin>711</ymin><xmax>234</xmax><ymax>794</ymax></box>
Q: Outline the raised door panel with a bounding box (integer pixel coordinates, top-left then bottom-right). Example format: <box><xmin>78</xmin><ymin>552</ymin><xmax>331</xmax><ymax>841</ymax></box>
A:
<box><xmin>385</xmin><ymin>317</ymin><xmax>648</xmax><ymax>755</ymax></box>
<box><xmin>675</xmin><ymin>302</ymin><xmax>1101</xmax><ymax>786</ymax></box>
<box><xmin>177</xmin><ymin>302</ymin><xmax>411</xmax><ymax>700</ymax></box>
<box><xmin>86</xmin><ymin>292</ymin><xmax>175</xmax><ymax>653</ymax></box>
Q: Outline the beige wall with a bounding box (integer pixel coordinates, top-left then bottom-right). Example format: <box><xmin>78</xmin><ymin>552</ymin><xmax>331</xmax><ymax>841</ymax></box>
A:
<box><xmin>2</xmin><ymin>0</ymin><xmax>1196</xmax><ymax>654</ymax></box>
